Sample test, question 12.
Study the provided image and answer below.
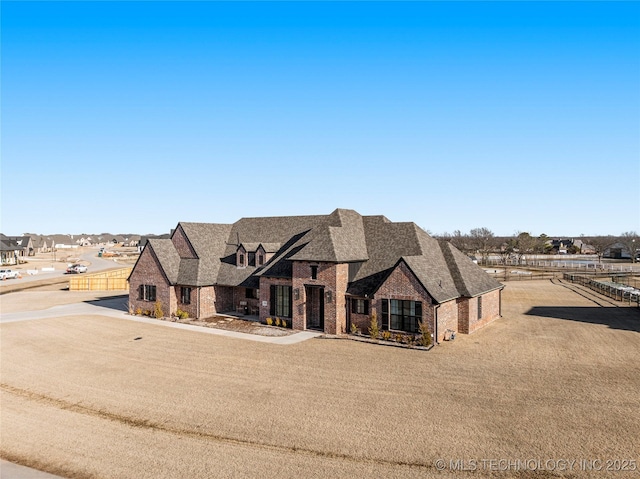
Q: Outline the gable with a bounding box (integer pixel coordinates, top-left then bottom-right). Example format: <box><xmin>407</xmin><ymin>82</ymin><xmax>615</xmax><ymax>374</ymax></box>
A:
<box><xmin>128</xmin><ymin>243</ymin><xmax>172</xmax><ymax>286</ymax></box>
<box><xmin>172</xmin><ymin>225</ymin><xmax>197</xmax><ymax>259</ymax></box>
<box><xmin>374</xmin><ymin>261</ymin><xmax>434</xmax><ymax>304</ymax></box>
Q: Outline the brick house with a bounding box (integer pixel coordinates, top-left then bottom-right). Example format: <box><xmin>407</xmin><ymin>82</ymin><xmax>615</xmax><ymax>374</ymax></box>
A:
<box><xmin>128</xmin><ymin>209</ymin><xmax>504</xmax><ymax>342</ymax></box>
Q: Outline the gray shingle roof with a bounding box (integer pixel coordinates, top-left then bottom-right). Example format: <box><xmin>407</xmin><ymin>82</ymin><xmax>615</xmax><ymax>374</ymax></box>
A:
<box><xmin>147</xmin><ymin>239</ymin><xmax>181</xmax><ymax>284</ymax></box>
<box><xmin>143</xmin><ymin>209</ymin><xmax>502</xmax><ymax>301</ymax></box>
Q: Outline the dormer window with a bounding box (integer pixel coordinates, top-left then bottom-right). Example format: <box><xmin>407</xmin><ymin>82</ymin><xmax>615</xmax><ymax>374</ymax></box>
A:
<box><xmin>237</xmin><ymin>245</ymin><xmax>247</xmax><ymax>268</ymax></box>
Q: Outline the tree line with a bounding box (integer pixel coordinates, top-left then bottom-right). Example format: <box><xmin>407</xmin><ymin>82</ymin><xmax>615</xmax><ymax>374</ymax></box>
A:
<box><xmin>432</xmin><ymin>229</ymin><xmax>639</xmax><ymax>264</ymax></box>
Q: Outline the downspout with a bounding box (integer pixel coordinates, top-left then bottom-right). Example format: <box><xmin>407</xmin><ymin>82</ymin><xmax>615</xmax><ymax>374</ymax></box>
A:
<box><xmin>197</xmin><ymin>287</ymin><xmax>201</xmax><ymax>319</ymax></box>
<box><xmin>433</xmin><ymin>304</ymin><xmax>440</xmax><ymax>345</ymax></box>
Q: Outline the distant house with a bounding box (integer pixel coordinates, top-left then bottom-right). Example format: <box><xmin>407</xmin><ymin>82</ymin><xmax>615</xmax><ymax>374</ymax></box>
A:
<box><xmin>129</xmin><ymin>209</ymin><xmax>504</xmax><ymax>342</ymax></box>
<box><xmin>1</xmin><ymin>235</ymin><xmax>34</xmax><ymax>257</ymax></box>
<box><xmin>604</xmin><ymin>242</ymin><xmax>635</xmax><ymax>260</ymax></box>
<box><xmin>125</xmin><ymin>235</ymin><xmax>141</xmax><ymax>247</ymax></box>
<box><xmin>0</xmin><ymin>238</ymin><xmax>20</xmax><ymax>265</ymax></box>
<box><xmin>549</xmin><ymin>239</ymin><xmax>576</xmax><ymax>254</ymax></box>
<box><xmin>47</xmin><ymin>235</ymin><xmax>77</xmax><ymax>249</ymax></box>
<box><xmin>137</xmin><ymin>234</ymin><xmax>171</xmax><ymax>253</ymax></box>
<box><xmin>31</xmin><ymin>235</ymin><xmax>52</xmax><ymax>253</ymax></box>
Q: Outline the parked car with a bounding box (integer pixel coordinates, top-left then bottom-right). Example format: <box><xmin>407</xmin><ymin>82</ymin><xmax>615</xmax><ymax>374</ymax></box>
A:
<box><xmin>0</xmin><ymin>269</ymin><xmax>19</xmax><ymax>280</ymax></box>
<box><xmin>66</xmin><ymin>264</ymin><xmax>88</xmax><ymax>274</ymax></box>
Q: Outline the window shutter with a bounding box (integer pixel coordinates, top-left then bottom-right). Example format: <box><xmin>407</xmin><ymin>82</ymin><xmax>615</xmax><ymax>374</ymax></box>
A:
<box><xmin>139</xmin><ymin>284</ymin><xmax>144</xmax><ymax>300</ymax></box>
<box><xmin>364</xmin><ymin>300</ymin><xmax>369</xmax><ymax>315</ymax></box>
<box><xmin>287</xmin><ymin>286</ymin><xmax>293</xmax><ymax>318</ymax></box>
<box><xmin>416</xmin><ymin>301</ymin><xmax>422</xmax><ymax>319</ymax></box>
<box><xmin>381</xmin><ymin>299</ymin><xmax>389</xmax><ymax>330</ymax></box>
<box><xmin>270</xmin><ymin>285</ymin><xmax>276</xmax><ymax>316</ymax></box>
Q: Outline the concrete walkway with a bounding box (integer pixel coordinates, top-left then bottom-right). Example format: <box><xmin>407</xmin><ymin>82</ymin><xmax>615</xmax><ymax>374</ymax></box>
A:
<box><xmin>0</xmin><ymin>298</ymin><xmax>322</xmax><ymax>345</ymax></box>
<box><xmin>0</xmin><ymin>460</ymin><xmax>65</xmax><ymax>479</ymax></box>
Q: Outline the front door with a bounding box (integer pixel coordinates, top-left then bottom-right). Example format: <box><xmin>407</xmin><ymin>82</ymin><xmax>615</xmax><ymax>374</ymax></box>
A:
<box><xmin>305</xmin><ymin>286</ymin><xmax>324</xmax><ymax>330</ymax></box>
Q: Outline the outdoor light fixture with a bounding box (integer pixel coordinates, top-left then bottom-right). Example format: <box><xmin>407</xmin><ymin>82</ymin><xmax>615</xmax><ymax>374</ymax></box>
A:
<box><xmin>293</xmin><ymin>288</ymin><xmax>299</xmax><ymax>300</ymax></box>
<box><xmin>325</xmin><ymin>291</ymin><xmax>332</xmax><ymax>303</ymax></box>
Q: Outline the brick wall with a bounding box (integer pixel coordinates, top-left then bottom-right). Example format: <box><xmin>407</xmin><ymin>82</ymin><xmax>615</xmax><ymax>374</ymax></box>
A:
<box><xmin>373</xmin><ymin>261</ymin><xmax>435</xmax><ymax>335</ymax></box>
<box><xmin>128</xmin><ymin>246</ymin><xmax>176</xmax><ymax>316</ymax></box>
<box><xmin>436</xmin><ymin>299</ymin><xmax>459</xmax><ymax>342</ymax></box>
<box><xmin>467</xmin><ymin>288</ymin><xmax>502</xmax><ymax>334</ymax></box>
<box><xmin>259</xmin><ymin>276</ymin><xmax>292</xmax><ymax>324</ymax></box>
<box><xmin>214</xmin><ymin>286</ymin><xmax>234</xmax><ymax>314</ymax></box>
<box><xmin>171</xmin><ymin>225</ymin><xmax>196</xmax><ymax>258</ymax></box>
<box><xmin>174</xmin><ymin>285</ymin><xmax>198</xmax><ymax>318</ymax></box>
<box><xmin>349</xmin><ymin>308</ymin><xmax>371</xmax><ymax>334</ymax></box>
<box><xmin>457</xmin><ymin>298</ymin><xmax>470</xmax><ymax>334</ymax></box>
<box><xmin>290</xmin><ymin>262</ymin><xmax>349</xmax><ymax>334</ymax></box>
<box><xmin>291</xmin><ymin>261</ymin><xmax>348</xmax><ymax>334</ymax></box>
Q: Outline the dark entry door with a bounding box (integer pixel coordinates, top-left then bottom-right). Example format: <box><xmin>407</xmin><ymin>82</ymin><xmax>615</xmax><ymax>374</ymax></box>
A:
<box><xmin>306</xmin><ymin>286</ymin><xmax>324</xmax><ymax>330</ymax></box>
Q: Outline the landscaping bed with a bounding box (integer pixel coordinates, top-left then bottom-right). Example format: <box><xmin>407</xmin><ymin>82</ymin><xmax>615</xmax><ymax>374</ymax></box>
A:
<box><xmin>157</xmin><ymin>314</ymin><xmax>294</xmax><ymax>337</ymax></box>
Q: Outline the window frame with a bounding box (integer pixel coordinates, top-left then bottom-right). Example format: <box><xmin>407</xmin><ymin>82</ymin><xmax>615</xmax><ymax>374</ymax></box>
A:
<box><xmin>351</xmin><ymin>298</ymin><xmax>369</xmax><ymax>315</ymax></box>
<box><xmin>384</xmin><ymin>299</ymin><xmax>422</xmax><ymax>333</ymax></box>
<box><xmin>180</xmin><ymin>286</ymin><xmax>191</xmax><ymax>305</ymax></box>
<box><xmin>270</xmin><ymin>285</ymin><xmax>292</xmax><ymax>318</ymax></box>
<box><xmin>139</xmin><ymin>284</ymin><xmax>157</xmax><ymax>302</ymax></box>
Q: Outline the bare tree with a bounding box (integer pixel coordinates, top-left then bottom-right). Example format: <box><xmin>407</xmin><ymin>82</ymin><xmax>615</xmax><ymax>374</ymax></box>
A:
<box><xmin>514</xmin><ymin>232</ymin><xmax>538</xmax><ymax>265</ymax></box>
<box><xmin>585</xmin><ymin>236</ymin><xmax>615</xmax><ymax>264</ymax></box>
<box><xmin>449</xmin><ymin>230</ymin><xmax>469</xmax><ymax>253</ymax></box>
<box><xmin>618</xmin><ymin>231</ymin><xmax>639</xmax><ymax>263</ymax></box>
<box><xmin>469</xmin><ymin>227</ymin><xmax>495</xmax><ymax>265</ymax></box>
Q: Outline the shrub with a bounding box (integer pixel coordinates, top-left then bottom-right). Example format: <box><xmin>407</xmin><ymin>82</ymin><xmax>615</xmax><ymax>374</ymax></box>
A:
<box><xmin>266</xmin><ymin>317</ymin><xmax>273</xmax><ymax>326</ymax></box>
<box><xmin>281</xmin><ymin>319</ymin><xmax>287</xmax><ymax>328</ymax></box>
<box><xmin>176</xmin><ymin>309</ymin><xmax>188</xmax><ymax>320</ymax></box>
<box><xmin>418</xmin><ymin>320</ymin><xmax>432</xmax><ymax>347</ymax></box>
<box><xmin>135</xmin><ymin>307</ymin><xmax>142</xmax><ymax>316</ymax></box>
<box><xmin>368</xmin><ymin>311</ymin><xmax>379</xmax><ymax>339</ymax></box>
<box><xmin>275</xmin><ymin>317</ymin><xmax>281</xmax><ymax>327</ymax></box>
<box><xmin>144</xmin><ymin>310</ymin><xmax>152</xmax><ymax>317</ymax></box>
<box><xmin>381</xmin><ymin>331</ymin><xmax>391</xmax><ymax>341</ymax></box>
<box><xmin>154</xmin><ymin>301</ymin><xmax>164</xmax><ymax>318</ymax></box>
<box><xmin>394</xmin><ymin>333</ymin><xmax>404</xmax><ymax>343</ymax></box>
<box><xmin>350</xmin><ymin>322</ymin><xmax>359</xmax><ymax>334</ymax></box>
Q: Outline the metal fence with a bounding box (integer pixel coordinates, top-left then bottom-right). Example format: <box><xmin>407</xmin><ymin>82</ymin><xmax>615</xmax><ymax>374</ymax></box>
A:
<box><xmin>563</xmin><ymin>274</ymin><xmax>640</xmax><ymax>307</ymax></box>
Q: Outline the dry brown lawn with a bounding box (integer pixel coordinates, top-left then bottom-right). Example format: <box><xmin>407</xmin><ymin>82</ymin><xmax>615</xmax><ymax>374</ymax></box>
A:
<box><xmin>1</xmin><ymin>280</ymin><xmax>639</xmax><ymax>478</ymax></box>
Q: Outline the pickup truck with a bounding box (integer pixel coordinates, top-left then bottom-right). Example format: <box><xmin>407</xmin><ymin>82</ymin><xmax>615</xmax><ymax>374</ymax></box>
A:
<box><xmin>0</xmin><ymin>269</ymin><xmax>20</xmax><ymax>280</ymax></box>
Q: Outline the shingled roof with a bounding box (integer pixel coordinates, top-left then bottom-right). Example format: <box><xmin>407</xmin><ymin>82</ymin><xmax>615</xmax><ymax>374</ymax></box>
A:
<box><xmin>139</xmin><ymin>209</ymin><xmax>502</xmax><ymax>301</ymax></box>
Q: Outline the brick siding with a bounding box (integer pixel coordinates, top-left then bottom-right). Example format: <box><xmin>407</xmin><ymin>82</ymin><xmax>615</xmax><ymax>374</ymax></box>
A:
<box><xmin>467</xmin><ymin>289</ymin><xmax>502</xmax><ymax>334</ymax></box>
<box><xmin>372</xmin><ymin>261</ymin><xmax>435</xmax><ymax>335</ymax></box>
<box><xmin>172</xmin><ymin>225</ymin><xmax>196</xmax><ymax>258</ymax></box>
<box><xmin>436</xmin><ymin>299</ymin><xmax>459</xmax><ymax>342</ymax></box>
<box><xmin>128</xmin><ymin>246</ymin><xmax>176</xmax><ymax>316</ymax></box>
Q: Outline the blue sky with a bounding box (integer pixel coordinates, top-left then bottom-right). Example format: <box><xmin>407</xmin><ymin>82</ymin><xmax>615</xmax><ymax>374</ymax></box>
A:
<box><xmin>2</xmin><ymin>1</ymin><xmax>639</xmax><ymax>237</ymax></box>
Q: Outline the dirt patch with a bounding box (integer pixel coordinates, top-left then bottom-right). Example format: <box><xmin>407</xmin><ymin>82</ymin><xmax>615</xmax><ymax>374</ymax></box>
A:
<box><xmin>1</xmin><ymin>280</ymin><xmax>639</xmax><ymax>478</ymax></box>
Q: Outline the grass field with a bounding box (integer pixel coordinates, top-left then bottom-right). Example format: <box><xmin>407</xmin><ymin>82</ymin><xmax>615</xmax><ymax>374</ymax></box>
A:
<box><xmin>1</xmin><ymin>280</ymin><xmax>639</xmax><ymax>478</ymax></box>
